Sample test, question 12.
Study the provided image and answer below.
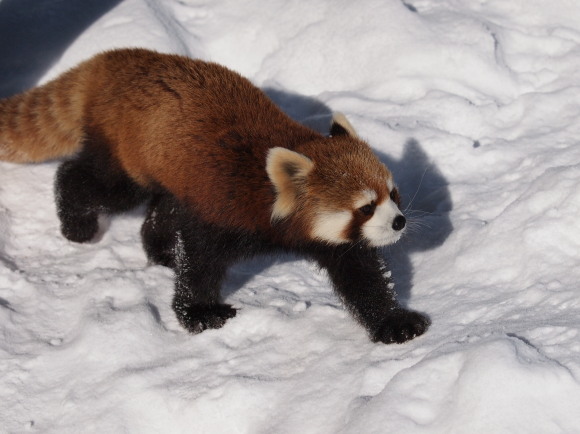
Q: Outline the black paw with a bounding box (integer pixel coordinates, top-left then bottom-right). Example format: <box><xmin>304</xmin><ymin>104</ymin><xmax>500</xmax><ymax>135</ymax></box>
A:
<box><xmin>175</xmin><ymin>303</ymin><xmax>237</xmax><ymax>334</ymax></box>
<box><xmin>373</xmin><ymin>309</ymin><xmax>430</xmax><ymax>344</ymax></box>
<box><xmin>60</xmin><ymin>212</ymin><xmax>99</xmax><ymax>243</ymax></box>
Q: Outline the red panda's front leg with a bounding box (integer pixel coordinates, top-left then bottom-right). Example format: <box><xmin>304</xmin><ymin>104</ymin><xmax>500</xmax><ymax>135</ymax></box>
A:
<box><xmin>311</xmin><ymin>245</ymin><xmax>430</xmax><ymax>344</ymax></box>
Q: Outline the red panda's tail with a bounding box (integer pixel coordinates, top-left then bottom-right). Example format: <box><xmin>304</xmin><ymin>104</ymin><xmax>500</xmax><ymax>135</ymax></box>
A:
<box><xmin>0</xmin><ymin>66</ymin><xmax>87</xmax><ymax>163</ymax></box>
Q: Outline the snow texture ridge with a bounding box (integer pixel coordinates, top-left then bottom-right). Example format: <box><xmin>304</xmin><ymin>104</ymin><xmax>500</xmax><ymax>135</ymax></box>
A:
<box><xmin>2</xmin><ymin>0</ymin><xmax>580</xmax><ymax>432</ymax></box>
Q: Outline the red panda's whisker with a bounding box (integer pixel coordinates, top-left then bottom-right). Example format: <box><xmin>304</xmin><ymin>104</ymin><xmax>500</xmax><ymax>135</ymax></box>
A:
<box><xmin>403</xmin><ymin>167</ymin><xmax>429</xmax><ymax>213</ymax></box>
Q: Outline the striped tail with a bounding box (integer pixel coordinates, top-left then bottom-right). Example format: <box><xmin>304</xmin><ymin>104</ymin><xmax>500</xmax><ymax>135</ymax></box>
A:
<box><xmin>0</xmin><ymin>67</ymin><xmax>86</xmax><ymax>163</ymax></box>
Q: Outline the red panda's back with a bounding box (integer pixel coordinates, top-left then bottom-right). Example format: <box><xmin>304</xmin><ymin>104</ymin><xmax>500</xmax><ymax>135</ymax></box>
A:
<box><xmin>84</xmin><ymin>49</ymin><xmax>321</xmax><ymax>232</ymax></box>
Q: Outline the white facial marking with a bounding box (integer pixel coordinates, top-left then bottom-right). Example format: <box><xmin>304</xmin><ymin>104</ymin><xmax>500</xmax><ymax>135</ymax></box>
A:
<box><xmin>362</xmin><ymin>200</ymin><xmax>405</xmax><ymax>246</ymax></box>
<box><xmin>387</xmin><ymin>177</ymin><xmax>395</xmax><ymax>191</ymax></box>
<box><xmin>354</xmin><ymin>189</ymin><xmax>378</xmax><ymax>209</ymax></box>
<box><xmin>311</xmin><ymin>210</ymin><xmax>351</xmax><ymax>244</ymax></box>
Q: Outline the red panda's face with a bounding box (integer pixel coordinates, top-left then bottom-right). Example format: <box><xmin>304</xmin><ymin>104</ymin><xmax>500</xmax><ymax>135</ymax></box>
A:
<box><xmin>266</xmin><ymin>123</ymin><xmax>406</xmax><ymax>247</ymax></box>
<box><xmin>305</xmin><ymin>153</ymin><xmax>406</xmax><ymax>247</ymax></box>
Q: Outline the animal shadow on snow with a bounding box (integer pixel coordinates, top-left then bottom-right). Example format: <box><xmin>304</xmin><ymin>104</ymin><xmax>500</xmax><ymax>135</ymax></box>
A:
<box><xmin>224</xmin><ymin>88</ymin><xmax>454</xmax><ymax>308</ymax></box>
<box><xmin>375</xmin><ymin>141</ymin><xmax>453</xmax><ymax>303</ymax></box>
<box><xmin>0</xmin><ymin>0</ymin><xmax>123</xmax><ymax>98</ymax></box>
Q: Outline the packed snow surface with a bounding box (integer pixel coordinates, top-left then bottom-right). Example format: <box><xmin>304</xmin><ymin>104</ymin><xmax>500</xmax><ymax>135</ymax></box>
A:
<box><xmin>2</xmin><ymin>0</ymin><xmax>580</xmax><ymax>432</ymax></box>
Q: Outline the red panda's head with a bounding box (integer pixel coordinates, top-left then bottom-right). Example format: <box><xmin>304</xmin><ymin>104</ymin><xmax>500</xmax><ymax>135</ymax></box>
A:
<box><xmin>266</xmin><ymin>113</ymin><xmax>405</xmax><ymax>247</ymax></box>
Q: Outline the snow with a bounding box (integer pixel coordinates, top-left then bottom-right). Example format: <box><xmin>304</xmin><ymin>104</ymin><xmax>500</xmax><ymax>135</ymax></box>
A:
<box><xmin>2</xmin><ymin>0</ymin><xmax>580</xmax><ymax>432</ymax></box>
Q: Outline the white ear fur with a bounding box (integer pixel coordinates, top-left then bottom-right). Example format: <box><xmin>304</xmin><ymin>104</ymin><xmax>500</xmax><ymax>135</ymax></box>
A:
<box><xmin>266</xmin><ymin>147</ymin><xmax>314</xmax><ymax>220</ymax></box>
<box><xmin>331</xmin><ymin>112</ymin><xmax>359</xmax><ymax>138</ymax></box>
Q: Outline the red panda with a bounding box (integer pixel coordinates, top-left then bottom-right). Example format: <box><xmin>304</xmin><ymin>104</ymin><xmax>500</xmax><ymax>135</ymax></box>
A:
<box><xmin>0</xmin><ymin>48</ymin><xmax>429</xmax><ymax>344</ymax></box>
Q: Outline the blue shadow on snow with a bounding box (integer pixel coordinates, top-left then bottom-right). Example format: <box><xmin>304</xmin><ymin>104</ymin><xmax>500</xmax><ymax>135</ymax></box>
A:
<box><xmin>0</xmin><ymin>0</ymin><xmax>123</xmax><ymax>98</ymax></box>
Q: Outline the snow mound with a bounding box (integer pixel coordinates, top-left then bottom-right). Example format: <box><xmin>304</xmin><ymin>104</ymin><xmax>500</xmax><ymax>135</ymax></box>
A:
<box><xmin>345</xmin><ymin>336</ymin><xmax>580</xmax><ymax>433</ymax></box>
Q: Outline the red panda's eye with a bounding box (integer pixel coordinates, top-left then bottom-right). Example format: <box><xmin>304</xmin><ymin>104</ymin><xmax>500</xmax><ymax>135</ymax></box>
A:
<box><xmin>359</xmin><ymin>203</ymin><xmax>375</xmax><ymax>216</ymax></box>
<box><xmin>390</xmin><ymin>188</ymin><xmax>401</xmax><ymax>207</ymax></box>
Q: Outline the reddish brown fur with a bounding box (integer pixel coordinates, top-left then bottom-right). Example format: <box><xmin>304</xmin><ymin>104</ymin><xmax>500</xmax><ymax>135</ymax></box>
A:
<box><xmin>0</xmin><ymin>67</ymin><xmax>87</xmax><ymax>162</ymax></box>
<box><xmin>0</xmin><ymin>49</ymin><xmax>391</xmax><ymax>244</ymax></box>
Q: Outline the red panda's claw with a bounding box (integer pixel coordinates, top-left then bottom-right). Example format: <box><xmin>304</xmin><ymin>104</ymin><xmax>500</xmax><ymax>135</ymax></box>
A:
<box><xmin>374</xmin><ymin>310</ymin><xmax>431</xmax><ymax>344</ymax></box>
<box><xmin>177</xmin><ymin>304</ymin><xmax>238</xmax><ymax>334</ymax></box>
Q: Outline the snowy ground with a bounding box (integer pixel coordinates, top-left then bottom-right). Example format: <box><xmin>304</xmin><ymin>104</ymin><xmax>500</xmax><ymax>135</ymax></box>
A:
<box><xmin>2</xmin><ymin>0</ymin><xmax>580</xmax><ymax>432</ymax></box>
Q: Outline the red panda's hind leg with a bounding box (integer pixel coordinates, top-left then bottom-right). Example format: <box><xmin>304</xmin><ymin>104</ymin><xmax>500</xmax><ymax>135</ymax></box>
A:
<box><xmin>143</xmin><ymin>193</ymin><xmax>237</xmax><ymax>333</ymax></box>
<box><xmin>145</xmin><ymin>193</ymin><xmax>271</xmax><ymax>334</ymax></box>
<box><xmin>54</xmin><ymin>142</ymin><xmax>149</xmax><ymax>243</ymax></box>
<box><xmin>141</xmin><ymin>194</ymin><xmax>179</xmax><ymax>268</ymax></box>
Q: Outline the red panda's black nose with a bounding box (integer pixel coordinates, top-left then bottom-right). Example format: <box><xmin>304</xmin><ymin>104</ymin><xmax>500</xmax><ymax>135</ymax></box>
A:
<box><xmin>392</xmin><ymin>215</ymin><xmax>406</xmax><ymax>231</ymax></box>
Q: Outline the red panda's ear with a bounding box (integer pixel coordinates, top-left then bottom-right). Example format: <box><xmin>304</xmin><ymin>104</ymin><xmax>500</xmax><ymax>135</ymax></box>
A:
<box><xmin>266</xmin><ymin>147</ymin><xmax>314</xmax><ymax>220</ymax></box>
<box><xmin>330</xmin><ymin>112</ymin><xmax>359</xmax><ymax>138</ymax></box>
